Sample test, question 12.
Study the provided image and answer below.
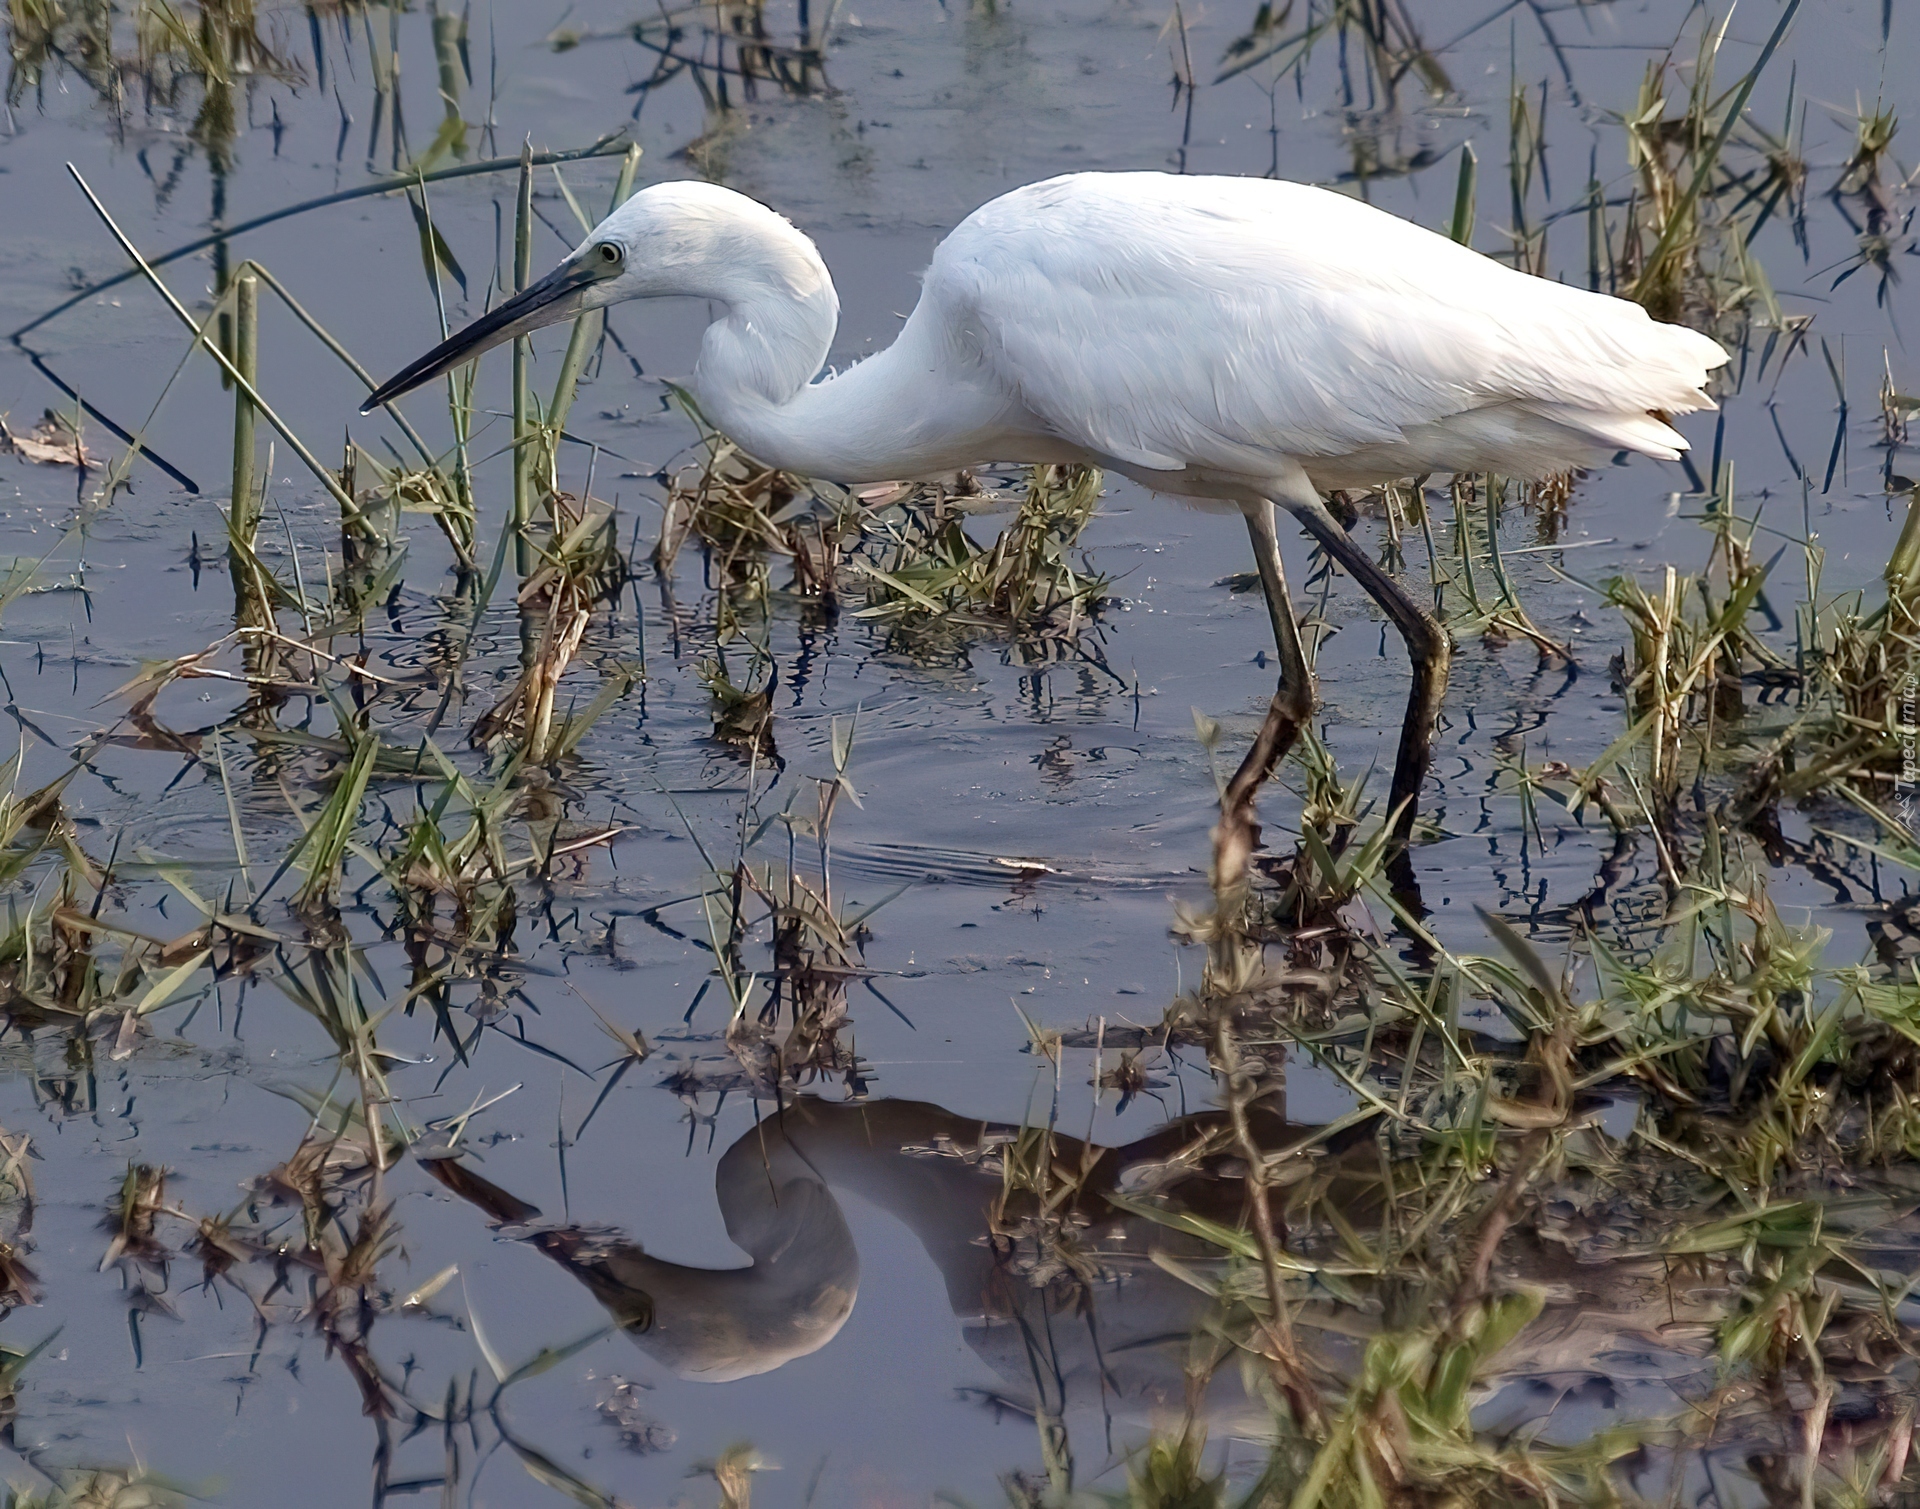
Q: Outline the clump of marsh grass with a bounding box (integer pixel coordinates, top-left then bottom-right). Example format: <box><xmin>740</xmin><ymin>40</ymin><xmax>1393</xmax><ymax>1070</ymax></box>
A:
<box><xmin>1609</xmin><ymin>3</ymin><xmax>1803</xmax><ymax>329</ymax></box>
<box><xmin>1253</xmin><ymin>734</ymin><xmax>1397</xmax><ymax>946</ymax></box>
<box><xmin>654</xmin><ymin>429</ymin><xmax>773</xmax><ymax>587</ymax></box>
<box><xmin>100</xmin><ymin>1162</ymin><xmax>174</xmax><ymax>1275</ymax></box>
<box><xmin>1320</xmin><ymin>475</ymin><xmax>1571</xmax><ymax>672</ymax></box>
<box><xmin>1137</xmin><ymin>807</ymin><xmax>1920</xmax><ymax>1508</ymax></box>
<box><xmin>382</xmin><ymin>765</ymin><xmax>520</xmax><ymax>952</ymax></box>
<box><xmin>654</xmin><ymin>417</ymin><xmax>861</xmax><ymax>617</ymax></box>
<box><xmin>652</xmin><ymin>423</ymin><xmax>1113</xmax><ymax>668</ymax></box>
<box><xmin>1543</xmin><ymin>485</ymin><xmax>1916</xmax><ymax>858</ymax></box>
<box><xmin>1472</xmin><ymin>480</ymin><xmax>1920</xmax><ymax>878</ymax></box>
<box><xmin>6</xmin><ymin>0</ymin><xmax>298</xmax><ymax>114</ymax></box>
<box><xmin>1175</xmin><ymin>718</ymin><xmax>1394</xmax><ymax>1039</ymax></box>
<box><xmin>658</xmin><ymin>716</ymin><xmax>882</xmax><ymax>1102</ymax></box>
<box><xmin>471</xmin><ymin>493</ymin><xmax>633</xmax><ymax>764</ymax></box>
<box><xmin>1830</xmin><ymin>97</ymin><xmax>1903</xmax><ymax>302</ymax></box>
<box><xmin>379</xmin><ymin>755</ymin><xmax>623</xmax><ymax>973</ymax></box>
<box><xmin>372</xmin><ymin>150</ymin><xmax>644</xmax><ymax>769</ymax></box>
<box><xmin>1436</xmin><ymin>474</ymin><xmax>1572</xmax><ymax>658</ymax></box>
<box><xmin>624</xmin><ymin>0</ymin><xmax>839</xmax><ymax>160</ymax></box>
<box><xmin>0</xmin><ymin>1125</ymin><xmax>37</xmax><ymax>1319</ymax></box>
<box><xmin>1215</xmin><ymin>0</ymin><xmax>1449</xmax><ymax>100</ymax></box>
<box><xmin>344</xmin><ymin>443</ymin><xmax>475</xmax><ymax>572</ymax></box>
<box><xmin>699</xmin><ymin>654</ymin><xmax>776</xmax><ymax>761</ymax></box>
<box><xmin>103</xmin><ymin>962</ymin><xmax>635</xmax><ymax>1483</ymax></box>
<box><xmin>1593</xmin><ymin>526</ymin><xmax>1774</xmax><ymax>827</ymax></box>
<box><xmin>1881</xmin><ymin>356</ymin><xmax>1920</xmax><ymax>454</ymax></box>
<box><xmin>1738</xmin><ymin>485</ymin><xmax>1919</xmax><ymax>826</ymax></box>
<box><xmin>853</xmin><ymin>463</ymin><xmax>1111</xmax><ymax>649</ymax></box>
<box><xmin>0</xmin><ymin>752</ymin><xmax>250</xmax><ymax>1049</ymax></box>
<box><xmin>2</xmin><ymin>0</ymin><xmax>68</xmax><ymax>107</ymax></box>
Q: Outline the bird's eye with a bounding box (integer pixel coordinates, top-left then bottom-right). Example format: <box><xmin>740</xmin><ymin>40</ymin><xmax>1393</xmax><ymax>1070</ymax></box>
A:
<box><xmin>597</xmin><ymin>243</ymin><xmax>622</xmax><ymax>266</ymax></box>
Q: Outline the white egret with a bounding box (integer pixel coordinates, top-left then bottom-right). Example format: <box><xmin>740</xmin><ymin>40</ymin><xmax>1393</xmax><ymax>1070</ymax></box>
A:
<box><xmin>365</xmin><ymin>172</ymin><xmax>1727</xmax><ymax>879</ymax></box>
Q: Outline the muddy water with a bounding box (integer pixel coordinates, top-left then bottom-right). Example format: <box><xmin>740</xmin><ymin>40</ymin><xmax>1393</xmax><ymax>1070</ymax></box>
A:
<box><xmin>0</xmin><ymin>1</ymin><xmax>1913</xmax><ymax>1504</ymax></box>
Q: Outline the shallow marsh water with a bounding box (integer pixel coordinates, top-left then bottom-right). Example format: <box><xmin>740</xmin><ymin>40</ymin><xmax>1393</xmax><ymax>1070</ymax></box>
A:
<box><xmin>0</xmin><ymin>0</ymin><xmax>1914</xmax><ymax>1505</ymax></box>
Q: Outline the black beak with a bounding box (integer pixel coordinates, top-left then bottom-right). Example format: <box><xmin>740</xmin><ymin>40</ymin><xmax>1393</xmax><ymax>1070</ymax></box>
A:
<box><xmin>361</xmin><ymin>259</ymin><xmax>602</xmax><ymax>413</ymax></box>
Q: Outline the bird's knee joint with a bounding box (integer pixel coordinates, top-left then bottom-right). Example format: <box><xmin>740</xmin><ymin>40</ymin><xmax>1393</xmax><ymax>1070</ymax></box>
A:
<box><xmin>1403</xmin><ymin>614</ymin><xmax>1449</xmax><ymax>663</ymax></box>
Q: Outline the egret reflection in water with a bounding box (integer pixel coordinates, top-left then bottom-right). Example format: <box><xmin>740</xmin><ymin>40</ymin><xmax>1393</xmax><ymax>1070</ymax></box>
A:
<box><xmin>420</xmin><ymin>1094</ymin><xmax>1878</xmax><ymax>1498</ymax></box>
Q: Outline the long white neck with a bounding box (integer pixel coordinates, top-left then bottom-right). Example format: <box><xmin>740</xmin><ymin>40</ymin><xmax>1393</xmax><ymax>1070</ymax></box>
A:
<box><xmin>681</xmin><ymin>222</ymin><xmax>839</xmax><ymax>430</ymax></box>
<box><xmin>680</xmin><ymin>221</ymin><xmax>1035</xmax><ymax>483</ymax></box>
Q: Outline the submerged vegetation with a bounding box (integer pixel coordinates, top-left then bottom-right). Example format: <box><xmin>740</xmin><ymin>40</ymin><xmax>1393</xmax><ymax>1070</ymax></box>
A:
<box><xmin>0</xmin><ymin>0</ymin><xmax>1914</xmax><ymax>1505</ymax></box>
<box><xmin>1148</xmin><ymin>808</ymin><xmax>1920</xmax><ymax>1506</ymax></box>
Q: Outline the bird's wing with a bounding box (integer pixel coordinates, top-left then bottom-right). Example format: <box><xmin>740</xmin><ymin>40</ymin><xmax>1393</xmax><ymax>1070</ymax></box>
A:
<box><xmin>928</xmin><ymin>173</ymin><xmax>1727</xmax><ymax>474</ymax></box>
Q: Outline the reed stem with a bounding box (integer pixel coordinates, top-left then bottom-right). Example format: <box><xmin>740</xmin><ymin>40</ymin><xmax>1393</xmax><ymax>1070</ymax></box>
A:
<box><xmin>228</xmin><ymin>270</ymin><xmax>269</xmax><ymax>629</ymax></box>
<box><xmin>1448</xmin><ymin>140</ymin><xmax>1477</xmax><ymax>246</ymax></box>
<box><xmin>513</xmin><ymin>140</ymin><xmax>534</xmax><ymax>577</ymax></box>
<box><xmin>546</xmin><ymin>145</ymin><xmax>642</xmax><ymax>452</ymax></box>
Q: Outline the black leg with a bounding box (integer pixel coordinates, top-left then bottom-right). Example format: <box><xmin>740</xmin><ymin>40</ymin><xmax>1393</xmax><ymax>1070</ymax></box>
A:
<box><xmin>1282</xmin><ymin>495</ymin><xmax>1451</xmax><ymax>849</ymax></box>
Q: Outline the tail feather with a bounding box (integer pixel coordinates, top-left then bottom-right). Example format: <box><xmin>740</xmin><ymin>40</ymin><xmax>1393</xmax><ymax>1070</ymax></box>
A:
<box><xmin>1523</xmin><ymin>402</ymin><xmax>1695</xmax><ymax>461</ymax></box>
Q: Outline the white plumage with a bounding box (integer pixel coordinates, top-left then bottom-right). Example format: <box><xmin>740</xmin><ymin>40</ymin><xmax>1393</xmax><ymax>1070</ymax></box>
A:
<box><xmin>926</xmin><ymin>174</ymin><xmax>1725</xmax><ymax>491</ymax></box>
<box><xmin>366</xmin><ymin>170</ymin><xmax>1729</xmax><ymax>867</ymax></box>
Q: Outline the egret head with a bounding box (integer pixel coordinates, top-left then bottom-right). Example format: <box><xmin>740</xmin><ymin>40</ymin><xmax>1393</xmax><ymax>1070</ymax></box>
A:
<box><xmin>360</xmin><ymin>180</ymin><xmax>830</xmax><ymax>412</ymax></box>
